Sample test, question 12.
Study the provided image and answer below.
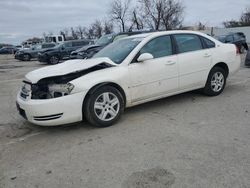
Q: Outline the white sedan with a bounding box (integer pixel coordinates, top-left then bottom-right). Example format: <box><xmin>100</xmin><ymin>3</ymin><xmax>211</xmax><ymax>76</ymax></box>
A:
<box><xmin>16</xmin><ymin>31</ymin><xmax>241</xmax><ymax>127</ymax></box>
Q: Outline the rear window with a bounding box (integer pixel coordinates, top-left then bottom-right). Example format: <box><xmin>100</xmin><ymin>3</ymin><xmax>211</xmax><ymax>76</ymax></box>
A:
<box><xmin>202</xmin><ymin>37</ymin><xmax>215</xmax><ymax>48</ymax></box>
<box><xmin>174</xmin><ymin>34</ymin><xmax>203</xmax><ymax>53</ymax></box>
<box><xmin>58</xmin><ymin>36</ymin><xmax>63</xmax><ymax>42</ymax></box>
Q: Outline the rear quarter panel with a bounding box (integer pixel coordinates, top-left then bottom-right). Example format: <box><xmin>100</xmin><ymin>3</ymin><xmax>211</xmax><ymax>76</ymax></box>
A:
<box><xmin>211</xmin><ymin>43</ymin><xmax>240</xmax><ymax>76</ymax></box>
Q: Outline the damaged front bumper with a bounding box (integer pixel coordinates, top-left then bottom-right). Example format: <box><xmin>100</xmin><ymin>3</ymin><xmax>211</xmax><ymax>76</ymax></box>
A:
<box><xmin>16</xmin><ymin>91</ymin><xmax>87</xmax><ymax>126</ymax></box>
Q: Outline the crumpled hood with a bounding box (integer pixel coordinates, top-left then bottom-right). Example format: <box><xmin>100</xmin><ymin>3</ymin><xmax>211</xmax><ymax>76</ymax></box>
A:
<box><xmin>25</xmin><ymin>58</ymin><xmax>117</xmax><ymax>83</ymax></box>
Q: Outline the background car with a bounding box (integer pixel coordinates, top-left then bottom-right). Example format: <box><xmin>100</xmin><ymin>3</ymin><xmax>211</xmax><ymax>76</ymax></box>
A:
<box><xmin>15</xmin><ymin>43</ymin><xmax>56</xmax><ymax>61</ymax></box>
<box><xmin>74</xmin><ymin>31</ymin><xmax>152</xmax><ymax>59</ymax></box>
<box><xmin>38</xmin><ymin>39</ymin><xmax>91</xmax><ymax>64</ymax></box>
<box><xmin>216</xmin><ymin>32</ymin><xmax>248</xmax><ymax>53</ymax></box>
<box><xmin>245</xmin><ymin>50</ymin><xmax>250</xmax><ymax>66</ymax></box>
<box><xmin>17</xmin><ymin>31</ymin><xmax>240</xmax><ymax>128</ymax></box>
<box><xmin>0</xmin><ymin>46</ymin><xmax>18</xmax><ymax>54</ymax></box>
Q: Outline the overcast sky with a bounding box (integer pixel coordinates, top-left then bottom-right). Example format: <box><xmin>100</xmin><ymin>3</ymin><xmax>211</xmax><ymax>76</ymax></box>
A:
<box><xmin>0</xmin><ymin>0</ymin><xmax>249</xmax><ymax>44</ymax></box>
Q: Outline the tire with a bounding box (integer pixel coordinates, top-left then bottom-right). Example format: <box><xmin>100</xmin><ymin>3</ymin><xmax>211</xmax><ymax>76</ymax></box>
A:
<box><xmin>202</xmin><ymin>67</ymin><xmax>227</xmax><ymax>96</ymax></box>
<box><xmin>240</xmin><ymin>45</ymin><xmax>245</xmax><ymax>54</ymax></box>
<box><xmin>49</xmin><ymin>55</ymin><xmax>59</xmax><ymax>64</ymax></box>
<box><xmin>83</xmin><ymin>86</ymin><xmax>124</xmax><ymax>127</ymax></box>
<box><xmin>23</xmin><ymin>54</ymin><xmax>31</xmax><ymax>61</ymax></box>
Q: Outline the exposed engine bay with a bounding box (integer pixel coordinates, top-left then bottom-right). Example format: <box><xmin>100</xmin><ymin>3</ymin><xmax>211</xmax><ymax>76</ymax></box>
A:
<box><xmin>21</xmin><ymin>63</ymin><xmax>114</xmax><ymax>100</ymax></box>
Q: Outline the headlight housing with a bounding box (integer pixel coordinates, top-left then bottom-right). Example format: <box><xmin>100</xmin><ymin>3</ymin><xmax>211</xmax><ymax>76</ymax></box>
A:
<box><xmin>48</xmin><ymin>83</ymin><xmax>74</xmax><ymax>98</ymax></box>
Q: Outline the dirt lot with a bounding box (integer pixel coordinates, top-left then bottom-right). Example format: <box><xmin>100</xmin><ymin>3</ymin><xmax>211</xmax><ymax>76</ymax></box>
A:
<box><xmin>0</xmin><ymin>54</ymin><xmax>250</xmax><ymax>188</ymax></box>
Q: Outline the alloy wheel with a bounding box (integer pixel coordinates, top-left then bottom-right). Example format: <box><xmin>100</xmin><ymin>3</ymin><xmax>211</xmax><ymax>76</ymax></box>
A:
<box><xmin>94</xmin><ymin>92</ymin><xmax>120</xmax><ymax>121</ymax></box>
<box><xmin>211</xmin><ymin>72</ymin><xmax>225</xmax><ymax>92</ymax></box>
<box><xmin>50</xmin><ymin>56</ymin><xmax>59</xmax><ymax>64</ymax></box>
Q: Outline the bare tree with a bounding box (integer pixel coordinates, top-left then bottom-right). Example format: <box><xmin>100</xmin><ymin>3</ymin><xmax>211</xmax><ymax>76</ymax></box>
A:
<box><xmin>103</xmin><ymin>20</ymin><xmax>114</xmax><ymax>34</ymax></box>
<box><xmin>139</xmin><ymin>0</ymin><xmax>163</xmax><ymax>30</ymax></box>
<box><xmin>109</xmin><ymin>0</ymin><xmax>131</xmax><ymax>32</ymax></box>
<box><xmin>161</xmin><ymin>0</ymin><xmax>184</xmax><ymax>30</ymax></box>
<box><xmin>70</xmin><ymin>27</ymin><xmax>78</xmax><ymax>39</ymax></box>
<box><xmin>197</xmin><ymin>22</ymin><xmax>206</xmax><ymax>30</ymax></box>
<box><xmin>83</xmin><ymin>26</ymin><xmax>95</xmax><ymax>39</ymax></box>
<box><xmin>139</xmin><ymin>0</ymin><xmax>184</xmax><ymax>30</ymax></box>
<box><xmin>240</xmin><ymin>8</ymin><xmax>250</xmax><ymax>26</ymax></box>
<box><xmin>92</xmin><ymin>20</ymin><xmax>103</xmax><ymax>38</ymax></box>
<box><xmin>223</xmin><ymin>7</ymin><xmax>250</xmax><ymax>28</ymax></box>
<box><xmin>129</xmin><ymin>8</ymin><xmax>144</xmax><ymax>31</ymax></box>
<box><xmin>76</xmin><ymin>26</ymin><xmax>85</xmax><ymax>39</ymax></box>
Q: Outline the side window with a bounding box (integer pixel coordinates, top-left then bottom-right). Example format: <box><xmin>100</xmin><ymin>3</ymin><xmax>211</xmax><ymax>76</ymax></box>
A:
<box><xmin>72</xmin><ymin>41</ymin><xmax>85</xmax><ymax>47</ymax></box>
<box><xmin>80</xmin><ymin>41</ymin><xmax>89</xmax><ymax>46</ymax></box>
<box><xmin>202</xmin><ymin>37</ymin><xmax>216</xmax><ymax>48</ymax></box>
<box><xmin>174</xmin><ymin>34</ymin><xmax>203</xmax><ymax>53</ymax></box>
<box><xmin>64</xmin><ymin>42</ymin><xmax>72</xmax><ymax>48</ymax></box>
<box><xmin>140</xmin><ymin>35</ymin><xmax>173</xmax><ymax>58</ymax></box>
<box><xmin>58</xmin><ymin>36</ymin><xmax>63</xmax><ymax>42</ymax></box>
<box><xmin>226</xmin><ymin>35</ymin><xmax>234</xmax><ymax>43</ymax></box>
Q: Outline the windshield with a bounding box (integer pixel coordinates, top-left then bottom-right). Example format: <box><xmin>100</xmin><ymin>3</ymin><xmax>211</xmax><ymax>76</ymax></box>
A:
<box><xmin>95</xmin><ymin>34</ymin><xmax>114</xmax><ymax>46</ymax></box>
<box><xmin>93</xmin><ymin>37</ymin><xmax>144</xmax><ymax>64</ymax></box>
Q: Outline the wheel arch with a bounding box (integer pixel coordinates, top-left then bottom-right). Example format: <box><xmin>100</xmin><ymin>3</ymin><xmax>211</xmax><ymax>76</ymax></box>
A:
<box><xmin>82</xmin><ymin>82</ymin><xmax>127</xmax><ymax>110</ymax></box>
<box><xmin>212</xmin><ymin>62</ymin><xmax>229</xmax><ymax>78</ymax></box>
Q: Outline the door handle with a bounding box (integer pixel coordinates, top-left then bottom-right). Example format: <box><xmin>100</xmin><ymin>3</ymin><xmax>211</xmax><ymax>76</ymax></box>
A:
<box><xmin>165</xmin><ymin>61</ymin><xmax>176</xmax><ymax>65</ymax></box>
<box><xmin>204</xmin><ymin>54</ymin><xmax>211</xmax><ymax>58</ymax></box>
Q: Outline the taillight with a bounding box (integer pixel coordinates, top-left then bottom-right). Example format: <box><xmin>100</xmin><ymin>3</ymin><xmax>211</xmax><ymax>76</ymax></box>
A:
<box><xmin>236</xmin><ymin>45</ymin><xmax>240</xmax><ymax>54</ymax></box>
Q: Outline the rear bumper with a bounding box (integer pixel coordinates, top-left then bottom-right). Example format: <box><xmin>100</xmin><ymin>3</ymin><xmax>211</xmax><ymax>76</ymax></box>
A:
<box><xmin>16</xmin><ymin>91</ymin><xmax>87</xmax><ymax>126</ymax></box>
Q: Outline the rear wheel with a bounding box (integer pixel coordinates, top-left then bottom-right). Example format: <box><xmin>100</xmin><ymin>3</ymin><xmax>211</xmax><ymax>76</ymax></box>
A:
<box><xmin>49</xmin><ymin>55</ymin><xmax>59</xmax><ymax>64</ymax></box>
<box><xmin>240</xmin><ymin>45</ymin><xmax>245</xmax><ymax>54</ymax></box>
<box><xmin>23</xmin><ymin>54</ymin><xmax>31</xmax><ymax>61</ymax></box>
<box><xmin>83</xmin><ymin>86</ymin><xmax>124</xmax><ymax>127</ymax></box>
<box><xmin>203</xmin><ymin>67</ymin><xmax>226</xmax><ymax>96</ymax></box>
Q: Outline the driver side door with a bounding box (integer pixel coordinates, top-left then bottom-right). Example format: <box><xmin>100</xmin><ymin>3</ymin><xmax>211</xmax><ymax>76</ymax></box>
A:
<box><xmin>128</xmin><ymin>35</ymin><xmax>179</xmax><ymax>104</ymax></box>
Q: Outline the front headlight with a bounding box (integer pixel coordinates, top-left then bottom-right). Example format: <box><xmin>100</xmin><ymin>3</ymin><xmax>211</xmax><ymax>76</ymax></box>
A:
<box><xmin>48</xmin><ymin>83</ymin><xmax>74</xmax><ymax>98</ymax></box>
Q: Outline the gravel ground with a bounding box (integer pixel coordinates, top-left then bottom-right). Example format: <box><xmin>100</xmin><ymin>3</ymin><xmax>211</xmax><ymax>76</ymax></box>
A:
<box><xmin>0</xmin><ymin>54</ymin><xmax>249</xmax><ymax>188</ymax></box>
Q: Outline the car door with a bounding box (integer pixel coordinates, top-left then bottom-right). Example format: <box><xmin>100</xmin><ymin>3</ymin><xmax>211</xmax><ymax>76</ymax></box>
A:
<box><xmin>128</xmin><ymin>35</ymin><xmax>178</xmax><ymax>103</ymax></box>
<box><xmin>173</xmin><ymin>34</ymin><xmax>212</xmax><ymax>90</ymax></box>
<box><xmin>61</xmin><ymin>42</ymin><xmax>73</xmax><ymax>59</ymax></box>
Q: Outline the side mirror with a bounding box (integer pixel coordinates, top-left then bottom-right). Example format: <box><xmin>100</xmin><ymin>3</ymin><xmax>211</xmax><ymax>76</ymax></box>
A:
<box><xmin>137</xmin><ymin>53</ymin><xmax>154</xmax><ymax>62</ymax></box>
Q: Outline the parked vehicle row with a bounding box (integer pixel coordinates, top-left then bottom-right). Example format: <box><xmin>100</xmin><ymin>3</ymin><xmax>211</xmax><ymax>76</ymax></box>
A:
<box><xmin>16</xmin><ymin>31</ymin><xmax>241</xmax><ymax>128</ymax></box>
<box><xmin>15</xmin><ymin>43</ymin><xmax>56</xmax><ymax>61</ymax></box>
<box><xmin>37</xmin><ymin>39</ymin><xmax>92</xmax><ymax>64</ymax></box>
<box><xmin>0</xmin><ymin>46</ymin><xmax>19</xmax><ymax>54</ymax></box>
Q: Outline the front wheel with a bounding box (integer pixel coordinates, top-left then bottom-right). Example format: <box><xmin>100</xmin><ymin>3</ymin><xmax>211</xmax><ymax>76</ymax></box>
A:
<box><xmin>83</xmin><ymin>86</ymin><xmax>124</xmax><ymax>127</ymax></box>
<box><xmin>23</xmin><ymin>54</ymin><xmax>31</xmax><ymax>61</ymax></box>
<box><xmin>49</xmin><ymin>55</ymin><xmax>59</xmax><ymax>64</ymax></box>
<box><xmin>203</xmin><ymin>67</ymin><xmax>227</xmax><ymax>96</ymax></box>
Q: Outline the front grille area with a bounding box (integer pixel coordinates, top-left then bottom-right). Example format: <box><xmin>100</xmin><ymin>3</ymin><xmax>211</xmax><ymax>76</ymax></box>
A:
<box><xmin>33</xmin><ymin>113</ymin><xmax>63</xmax><ymax>121</ymax></box>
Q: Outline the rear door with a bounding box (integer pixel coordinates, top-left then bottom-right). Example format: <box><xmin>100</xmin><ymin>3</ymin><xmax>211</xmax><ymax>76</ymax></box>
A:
<box><xmin>62</xmin><ymin>42</ymin><xmax>73</xmax><ymax>59</ymax></box>
<box><xmin>173</xmin><ymin>34</ymin><xmax>212</xmax><ymax>90</ymax></box>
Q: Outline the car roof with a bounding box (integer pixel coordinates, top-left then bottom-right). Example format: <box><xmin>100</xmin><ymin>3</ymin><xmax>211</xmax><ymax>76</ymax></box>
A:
<box><xmin>126</xmin><ymin>30</ymin><xmax>212</xmax><ymax>39</ymax></box>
